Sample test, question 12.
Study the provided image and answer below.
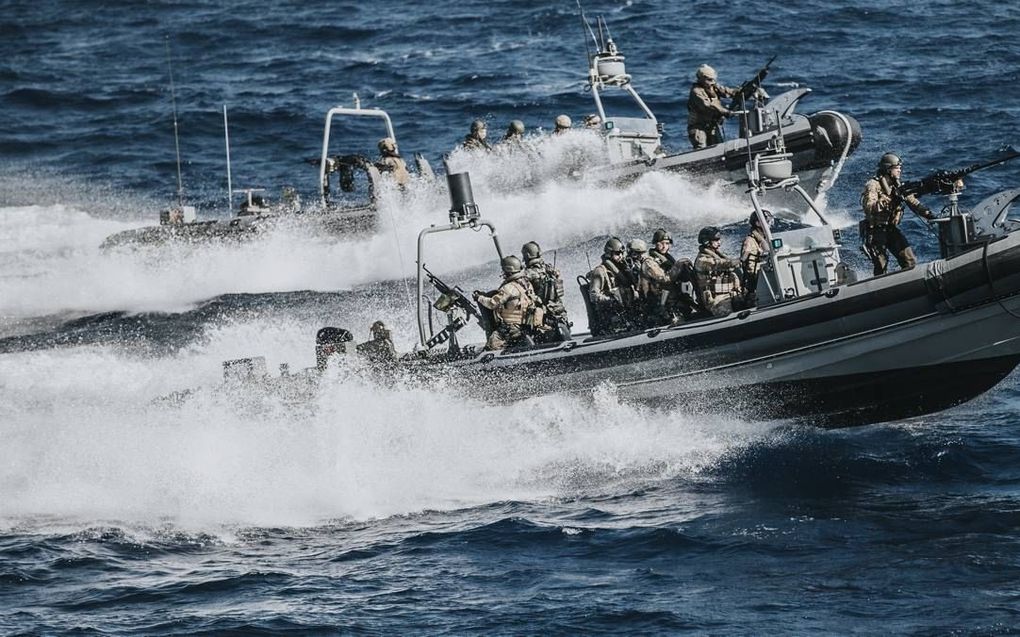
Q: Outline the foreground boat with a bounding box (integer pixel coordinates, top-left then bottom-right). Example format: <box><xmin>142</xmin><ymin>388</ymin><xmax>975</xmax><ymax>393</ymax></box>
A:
<box><xmin>194</xmin><ymin>146</ymin><xmax>1020</xmax><ymax>428</ymax></box>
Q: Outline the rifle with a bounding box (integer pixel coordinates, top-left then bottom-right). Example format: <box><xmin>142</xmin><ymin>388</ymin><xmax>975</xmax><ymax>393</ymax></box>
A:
<box><xmin>422</xmin><ymin>265</ymin><xmax>481</xmax><ymax>321</ymax></box>
<box><xmin>729</xmin><ymin>55</ymin><xmax>777</xmax><ymax>110</ymax></box>
<box><xmin>896</xmin><ymin>147</ymin><xmax>1020</xmax><ymax>199</ymax></box>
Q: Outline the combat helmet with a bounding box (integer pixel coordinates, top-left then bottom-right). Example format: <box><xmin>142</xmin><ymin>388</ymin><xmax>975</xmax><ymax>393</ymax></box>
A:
<box><xmin>748</xmin><ymin>209</ymin><xmax>775</xmax><ymax>229</ymax></box>
<box><xmin>377</xmin><ymin>137</ymin><xmax>397</xmax><ymax>154</ymax></box>
<box><xmin>370</xmin><ymin>320</ymin><xmax>392</xmax><ymax>340</ymax></box>
<box><xmin>470</xmin><ymin>119</ymin><xmax>487</xmax><ymax>134</ymax></box>
<box><xmin>696</xmin><ymin>64</ymin><xmax>718</xmax><ymax>82</ymax></box>
<box><xmin>583</xmin><ymin>113</ymin><xmax>602</xmax><ymax>128</ymax></box>
<box><xmin>501</xmin><ymin>255</ymin><xmax>523</xmax><ymax>275</ymax></box>
<box><xmin>651</xmin><ymin>228</ymin><xmax>672</xmax><ymax>244</ymax></box>
<box><xmin>698</xmin><ymin>226</ymin><xmax>722</xmax><ymax>245</ymax></box>
<box><xmin>521</xmin><ymin>241</ymin><xmax>542</xmax><ymax>263</ymax></box>
<box><xmin>628</xmin><ymin>239</ymin><xmax>648</xmax><ymax>255</ymax></box>
<box><xmin>603</xmin><ymin>237</ymin><xmax>625</xmax><ymax>257</ymax></box>
<box><xmin>878</xmin><ymin>152</ymin><xmax>902</xmax><ymax>174</ymax></box>
<box><xmin>507</xmin><ymin>120</ymin><xmax>525</xmax><ymax>134</ymax></box>
<box><xmin>554</xmin><ymin>114</ymin><xmax>572</xmax><ymax>130</ymax></box>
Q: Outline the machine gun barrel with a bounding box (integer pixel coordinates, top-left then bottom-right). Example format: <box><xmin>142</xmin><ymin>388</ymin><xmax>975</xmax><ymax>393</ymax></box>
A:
<box><xmin>897</xmin><ymin>147</ymin><xmax>1020</xmax><ymax>198</ymax></box>
<box><xmin>731</xmin><ymin>55</ymin><xmax>776</xmax><ymax>107</ymax></box>
<box><xmin>421</xmin><ymin>265</ymin><xmax>481</xmax><ymax>320</ymax></box>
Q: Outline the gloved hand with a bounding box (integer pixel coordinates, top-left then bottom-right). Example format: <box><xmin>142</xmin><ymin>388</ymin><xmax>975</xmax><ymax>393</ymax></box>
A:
<box><xmin>472</xmin><ymin>290</ymin><xmax>482</xmax><ymax>300</ymax></box>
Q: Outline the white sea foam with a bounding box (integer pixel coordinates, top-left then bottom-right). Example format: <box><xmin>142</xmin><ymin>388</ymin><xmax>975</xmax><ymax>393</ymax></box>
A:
<box><xmin>0</xmin><ymin>325</ymin><xmax>772</xmax><ymax>529</ymax></box>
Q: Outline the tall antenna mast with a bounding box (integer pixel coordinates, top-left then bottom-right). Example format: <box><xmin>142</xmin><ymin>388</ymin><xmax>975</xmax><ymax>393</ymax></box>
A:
<box><xmin>223</xmin><ymin>104</ymin><xmax>233</xmax><ymax>208</ymax></box>
<box><xmin>164</xmin><ymin>36</ymin><xmax>184</xmax><ymax>208</ymax></box>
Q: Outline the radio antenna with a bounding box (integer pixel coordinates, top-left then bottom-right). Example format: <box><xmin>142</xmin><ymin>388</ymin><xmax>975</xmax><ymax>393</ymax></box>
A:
<box><xmin>223</xmin><ymin>104</ymin><xmax>233</xmax><ymax>208</ymax></box>
<box><xmin>164</xmin><ymin>36</ymin><xmax>184</xmax><ymax>208</ymax></box>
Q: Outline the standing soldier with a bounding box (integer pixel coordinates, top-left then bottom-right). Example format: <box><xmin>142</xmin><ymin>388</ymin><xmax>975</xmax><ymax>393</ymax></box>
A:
<box><xmin>740</xmin><ymin>210</ymin><xmax>773</xmax><ymax>306</ymax></box>
<box><xmin>522</xmin><ymin>241</ymin><xmax>571</xmax><ymax>341</ymax></box>
<box><xmin>860</xmin><ymin>153</ymin><xmax>936</xmax><ymax>275</ymax></box>
<box><xmin>374</xmin><ymin>137</ymin><xmax>411</xmax><ymax>187</ymax></box>
<box><xmin>687</xmin><ymin>64</ymin><xmax>738</xmax><ymax>149</ymax></box>
<box><xmin>587</xmin><ymin>237</ymin><xmax>635</xmax><ymax>332</ymax></box>
<box><xmin>694</xmin><ymin>226</ymin><xmax>743</xmax><ymax>316</ymax></box>
<box><xmin>462</xmin><ymin>119</ymin><xmax>492</xmax><ymax>152</ymax></box>
<box><xmin>474</xmin><ymin>256</ymin><xmax>537</xmax><ymax>351</ymax></box>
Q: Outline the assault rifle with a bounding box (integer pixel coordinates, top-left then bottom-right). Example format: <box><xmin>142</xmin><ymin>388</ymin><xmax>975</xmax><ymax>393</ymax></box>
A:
<box><xmin>422</xmin><ymin>265</ymin><xmax>480</xmax><ymax>321</ymax></box>
<box><xmin>896</xmin><ymin>147</ymin><xmax>1020</xmax><ymax>199</ymax></box>
<box><xmin>728</xmin><ymin>55</ymin><xmax>777</xmax><ymax>110</ymax></box>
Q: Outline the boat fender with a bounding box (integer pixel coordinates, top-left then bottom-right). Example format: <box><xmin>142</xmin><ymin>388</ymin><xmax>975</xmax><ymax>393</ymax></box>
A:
<box><xmin>923</xmin><ymin>259</ymin><xmax>953</xmax><ymax>310</ymax></box>
<box><xmin>824</xmin><ymin>288</ymin><xmax>839</xmax><ymax>298</ymax></box>
<box><xmin>480</xmin><ymin>352</ymin><xmax>496</xmax><ymax>364</ymax></box>
<box><xmin>646</xmin><ymin>328</ymin><xmax>662</xmax><ymax>338</ymax></box>
<box><xmin>561</xmin><ymin>341</ymin><xmax>578</xmax><ymax>352</ymax></box>
<box><xmin>737</xmin><ymin>309</ymin><xmax>751</xmax><ymax>320</ymax></box>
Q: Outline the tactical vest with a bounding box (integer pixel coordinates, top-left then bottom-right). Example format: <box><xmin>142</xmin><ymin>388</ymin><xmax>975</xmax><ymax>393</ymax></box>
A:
<box><xmin>695</xmin><ymin>247</ymin><xmax>741</xmax><ymax>299</ymax></box>
<box><xmin>861</xmin><ymin>176</ymin><xmax>904</xmax><ymax>227</ymax></box>
<box><xmin>493</xmin><ymin>278</ymin><xmax>534</xmax><ymax>326</ymax></box>
<box><xmin>741</xmin><ymin>229</ymin><xmax>768</xmax><ymax>276</ymax></box>
<box><xmin>525</xmin><ymin>262</ymin><xmax>564</xmax><ymax>308</ymax></box>
<box><xmin>688</xmin><ymin>84</ymin><xmax>726</xmax><ymax>128</ymax></box>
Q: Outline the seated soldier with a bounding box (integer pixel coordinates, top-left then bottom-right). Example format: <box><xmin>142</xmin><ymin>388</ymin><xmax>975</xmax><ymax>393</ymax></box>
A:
<box><xmin>522</xmin><ymin>241</ymin><xmax>571</xmax><ymax>341</ymax></box>
<box><xmin>694</xmin><ymin>226</ymin><xmax>743</xmax><ymax>317</ymax></box>
<box><xmin>474</xmin><ymin>256</ymin><xmax>538</xmax><ymax>351</ymax></box>
<box><xmin>740</xmin><ymin>210</ymin><xmax>774</xmax><ymax>307</ymax></box>
<box><xmin>355</xmin><ymin>320</ymin><xmax>398</xmax><ymax>363</ymax></box>
<box><xmin>587</xmin><ymin>237</ymin><xmax>637</xmax><ymax>333</ymax></box>
<box><xmin>462</xmin><ymin>119</ymin><xmax>492</xmax><ymax>152</ymax></box>
<box><xmin>640</xmin><ymin>229</ymin><xmax>701</xmax><ymax>322</ymax></box>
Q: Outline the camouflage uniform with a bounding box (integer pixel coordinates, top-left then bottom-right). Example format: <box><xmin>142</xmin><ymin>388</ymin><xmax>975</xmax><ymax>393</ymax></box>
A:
<box><xmin>476</xmin><ymin>273</ymin><xmax>535</xmax><ymax>350</ymax></box>
<box><xmin>374</xmin><ymin>138</ymin><xmax>411</xmax><ymax>187</ymax></box>
<box><xmin>740</xmin><ymin>227</ymin><xmax>769</xmax><ymax>303</ymax></box>
<box><xmin>687</xmin><ymin>82</ymin><xmax>738</xmax><ymax>149</ymax></box>
<box><xmin>375</xmin><ymin>155</ymin><xmax>410</xmax><ymax>187</ymax></box>
<box><xmin>860</xmin><ymin>175</ymin><xmax>933</xmax><ymax>275</ymax></box>
<box><xmin>524</xmin><ymin>258</ymin><xmax>570</xmax><ymax>341</ymax></box>
<box><xmin>695</xmin><ymin>245</ymin><xmax>743</xmax><ymax>317</ymax></box>
<box><xmin>587</xmin><ymin>256</ymin><xmax>637</xmax><ymax>331</ymax></box>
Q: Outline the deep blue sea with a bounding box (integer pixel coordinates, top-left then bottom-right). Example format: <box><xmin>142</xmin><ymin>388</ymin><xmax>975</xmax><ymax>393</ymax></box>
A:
<box><xmin>3</xmin><ymin>1</ymin><xmax>1020</xmax><ymax>634</ymax></box>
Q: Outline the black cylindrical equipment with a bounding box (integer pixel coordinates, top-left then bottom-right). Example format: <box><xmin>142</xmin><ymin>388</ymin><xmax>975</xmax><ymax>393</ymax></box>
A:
<box><xmin>447</xmin><ymin>172</ymin><xmax>478</xmax><ymax>221</ymax></box>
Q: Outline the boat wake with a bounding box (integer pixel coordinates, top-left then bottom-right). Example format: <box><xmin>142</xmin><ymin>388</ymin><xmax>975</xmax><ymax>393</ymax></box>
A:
<box><xmin>0</xmin><ymin>326</ymin><xmax>782</xmax><ymax>531</ymax></box>
<box><xmin>0</xmin><ymin>162</ymin><xmax>754</xmax><ymax>324</ymax></box>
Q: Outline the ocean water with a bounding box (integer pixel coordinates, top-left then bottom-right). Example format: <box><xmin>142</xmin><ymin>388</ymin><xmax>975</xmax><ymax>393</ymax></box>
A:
<box><xmin>3</xmin><ymin>0</ymin><xmax>1020</xmax><ymax>634</ymax></box>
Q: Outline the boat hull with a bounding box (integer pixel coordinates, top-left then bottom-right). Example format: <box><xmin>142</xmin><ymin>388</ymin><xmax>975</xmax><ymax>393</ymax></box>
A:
<box><xmin>441</xmin><ymin>231</ymin><xmax>1020</xmax><ymax>427</ymax></box>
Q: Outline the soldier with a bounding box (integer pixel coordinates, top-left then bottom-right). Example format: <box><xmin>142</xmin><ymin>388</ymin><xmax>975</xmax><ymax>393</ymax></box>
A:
<box><xmin>355</xmin><ymin>320</ymin><xmax>398</xmax><ymax>363</ymax></box>
<box><xmin>554</xmin><ymin>114</ymin><xmax>572</xmax><ymax>135</ymax></box>
<box><xmin>687</xmin><ymin>64</ymin><xmax>738</xmax><ymax>149</ymax></box>
<box><xmin>860</xmin><ymin>153</ymin><xmax>936</xmax><ymax>275</ymax></box>
<box><xmin>587</xmin><ymin>237</ymin><xmax>635</xmax><ymax>332</ymax></box>
<box><xmin>647</xmin><ymin>228</ymin><xmax>701</xmax><ymax>321</ymax></box>
<box><xmin>502</xmin><ymin>120</ymin><xmax>526</xmax><ymax>145</ymax></box>
<box><xmin>583</xmin><ymin>113</ymin><xmax>602</xmax><ymax>130</ymax></box>
<box><xmin>474</xmin><ymin>256</ymin><xmax>538</xmax><ymax>351</ymax></box>
<box><xmin>694</xmin><ymin>226</ymin><xmax>743</xmax><ymax>316</ymax></box>
<box><xmin>462</xmin><ymin>119</ymin><xmax>492</xmax><ymax>152</ymax></box>
<box><xmin>374</xmin><ymin>137</ymin><xmax>411</xmax><ymax>187</ymax></box>
<box><xmin>522</xmin><ymin>241</ymin><xmax>571</xmax><ymax>341</ymax></box>
<box><xmin>740</xmin><ymin>210</ymin><xmax>774</xmax><ymax>306</ymax></box>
